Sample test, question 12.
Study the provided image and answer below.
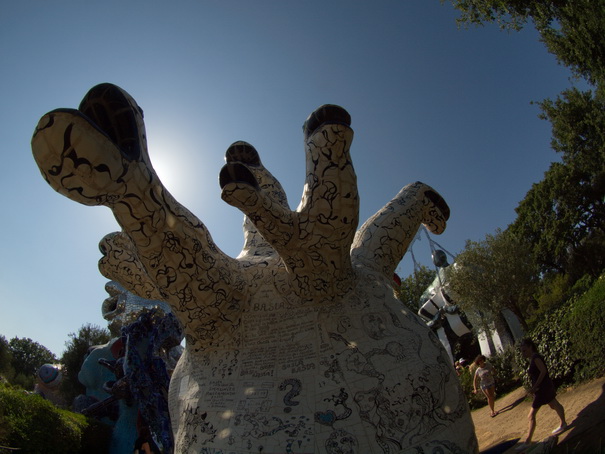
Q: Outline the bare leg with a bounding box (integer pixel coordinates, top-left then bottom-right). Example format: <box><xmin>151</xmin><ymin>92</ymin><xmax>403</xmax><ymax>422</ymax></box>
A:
<box><xmin>549</xmin><ymin>399</ymin><xmax>567</xmax><ymax>432</ymax></box>
<box><xmin>525</xmin><ymin>407</ymin><xmax>539</xmax><ymax>444</ymax></box>
<box><xmin>482</xmin><ymin>386</ymin><xmax>496</xmax><ymax>416</ymax></box>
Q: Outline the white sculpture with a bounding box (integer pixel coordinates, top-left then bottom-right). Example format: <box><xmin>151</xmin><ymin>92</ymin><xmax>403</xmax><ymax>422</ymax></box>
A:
<box><xmin>32</xmin><ymin>83</ymin><xmax>477</xmax><ymax>453</ymax></box>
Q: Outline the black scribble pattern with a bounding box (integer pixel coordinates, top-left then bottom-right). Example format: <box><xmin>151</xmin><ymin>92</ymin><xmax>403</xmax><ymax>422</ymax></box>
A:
<box><xmin>32</xmin><ymin>84</ymin><xmax>477</xmax><ymax>453</ymax></box>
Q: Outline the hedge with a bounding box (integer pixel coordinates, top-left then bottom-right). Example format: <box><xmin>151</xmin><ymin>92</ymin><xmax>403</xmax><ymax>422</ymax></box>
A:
<box><xmin>0</xmin><ymin>383</ymin><xmax>110</xmax><ymax>453</ymax></box>
<box><xmin>565</xmin><ymin>274</ymin><xmax>605</xmax><ymax>381</ymax></box>
<box><xmin>528</xmin><ymin>273</ymin><xmax>605</xmax><ymax>385</ymax></box>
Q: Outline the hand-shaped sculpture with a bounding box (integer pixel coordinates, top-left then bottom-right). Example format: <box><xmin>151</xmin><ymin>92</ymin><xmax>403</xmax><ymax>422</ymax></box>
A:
<box><xmin>32</xmin><ymin>84</ymin><xmax>477</xmax><ymax>453</ymax></box>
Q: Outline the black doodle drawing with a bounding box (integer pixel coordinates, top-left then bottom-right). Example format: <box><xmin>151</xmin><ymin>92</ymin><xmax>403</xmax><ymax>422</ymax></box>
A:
<box><xmin>315</xmin><ymin>387</ymin><xmax>352</xmax><ymax>427</ymax></box>
<box><xmin>178</xmin><ymin>405</ymin><xmax>217</xmax><ymax>451</ymax></box>
<box><xmin>325</xmin><ymin>429</ymin><xmax>359</xmax><ymax>454</ymax></box>
<box><xmin>32</xmin><ymin>83</ymin><xmax>477</xmax><ymax>452</ymax></box>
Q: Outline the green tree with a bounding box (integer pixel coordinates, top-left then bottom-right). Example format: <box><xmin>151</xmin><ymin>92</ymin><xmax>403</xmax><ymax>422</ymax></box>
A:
<box><xmin>444</xmin><ymin>1</ymin><xmax>605</xmax><ymax>91</ymax></box>
<box><xmin>8</xmin><ymin>337</ymin><xmax>56</xmax><ymax>388</ymax></box>
<box><xmin>0</xmin><ymin>335</ymin><xmax>15</xmax><ymax>381</ymax></box>
<box><xmin>442</xmin><ymin>0</ymin><xmax>561</xmax><ymax>31</ymax></box>
<box><xmin>539</xmin><ymin>89</ymin><xmax>605</xmax><ymax>277</ymax></box>
<box><xmin>395</xmin><ymin>265</ymin><xmax>437</xmax><ymax>312</ymax></box>
<box><xmin>448</xmin><ymin>229</ymin><xmax>538</xmax><ymax>330</ymax></box>
<box><xmin>60</xmin><ymin>324</ymin><xmax>111</xmax><ymax>406</ymax></box>
<box><xmin>512</xmin><ymin>89</ymin><xmax>605</xmax><ymax>278</ymax></box>
<box><xmin>445</xmin><ymin>1</ymin><xmax>605</xmax><ymax>279</ymax></box>
<box><xmin>540</xmin><ymin>3</ymin><xmax>605</xmax><ymax>91</ymax></box>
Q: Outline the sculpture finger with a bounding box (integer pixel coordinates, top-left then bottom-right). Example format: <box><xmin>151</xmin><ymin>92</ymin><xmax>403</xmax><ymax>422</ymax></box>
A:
<box><xmin>32</xmin><ymin>83</ymin><xmax>153</xmax><ymax>206</ymax></box>
<box><xmin>220</xmin><ymin>143</ymin><xmax>295</xmax><ymax>252</ymax></box>
<box><xmin>32</xmin><ymin>84</ymin><xmax>243</xmax><ymax>315</ymax></box>
<box><xmin>224</xmin><ymin>142</ymin><xmax>289</xmax><ymax>259</ymax></box>
<box><xmin>70</xmin><ymin>94</ymin><xmax>248</xmax><ymax>336</ymax></box>
<box><xmin>351</xmin><ymin>181</ymin><xmax>450</xmax><ymax>278</ymax></box>
<box><xmin>98</xmin><ymin>232</ymin><xmax>164</xmax><ymax>301</ymax></box>
<box><xmin>299</xmin><ymin>105</ymin><xmax>359</xmax><ymax>253</ymax></box>
<box><xmin>225</xmin><ymin>141</ymin><xmax>290</xmax><ymax>210</ymax></box>
<box><xmin>32</xmin><ymin>109</ymin><xmax>132</xmax><ymax>206</ymax></box>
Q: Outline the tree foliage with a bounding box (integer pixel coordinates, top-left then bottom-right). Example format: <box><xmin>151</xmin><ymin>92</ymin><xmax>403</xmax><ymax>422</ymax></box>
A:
<box><xmin>538</xmin><ymin>2</ymin><xmax>605</xmax><ymax>92</ymax></box>
<box><xmin>395</xmin><ymin>265</ymin><xmax>437</xmax><ymax>313</ymax></box>
<box><xmin>0</xmin><ymin>335</ymin><xmax>15</xmax><ymax>381</ymax></box>
<box><xmin>512</xmin><ymin>89</ymin><xmax>605</xmax><ymax>277</ymax></box>
<box><xmin>448</xmin><ymin>229</ymin><xmax>538</xmax><ymax>329</ymax></box>
<box><xmin>446</xmin><ymin>0</ymin><xmax>605</xmax><ymax>280</ymax></box>
<box><xmin>443</xmin><ymin>0</ymin><xmax>562</xmax><ymax>31</ymax></box>
<box><xmin>444</xmin><ymin>1</ymin><xmax>605</xmax><ymax>91</ymax></box>
<box><xmin>60</xmin><ymin>324</ymin><xmax>111</xmax><ymax>406</ymax></box>
<box><xmin>8</xmin><ymin>337</ymin><xmax>56</xmax><ymax>380</ymax></box>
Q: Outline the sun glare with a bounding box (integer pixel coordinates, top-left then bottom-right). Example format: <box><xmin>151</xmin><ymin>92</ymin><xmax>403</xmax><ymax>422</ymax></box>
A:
<box><xmin>149</xmin><ymin>148</ymin><xmax>184</xmax><ymax>196</ymax></box>
<box><xmin>146</xmin><ymin>125</ymin><xmax>219</xmax><ymax>204</ymax></box>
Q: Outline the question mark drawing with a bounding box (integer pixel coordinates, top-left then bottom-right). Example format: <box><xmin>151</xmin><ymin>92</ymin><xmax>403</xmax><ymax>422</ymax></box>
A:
<box><xmin>279</xmin><ymin>378</ymin><xmax>302</xmax><ymax>413</ymax></box>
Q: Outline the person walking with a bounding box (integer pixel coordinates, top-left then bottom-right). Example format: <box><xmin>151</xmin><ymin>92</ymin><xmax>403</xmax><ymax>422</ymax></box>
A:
<box><xmin>473</xmin><ymin>354</ymin><xmax>498</xmax><ymax>417</ymax></box>
<box><xmin>516</xmin><ymin>338</ymin><xmax>567</xmax><ymax>451</ymax></box>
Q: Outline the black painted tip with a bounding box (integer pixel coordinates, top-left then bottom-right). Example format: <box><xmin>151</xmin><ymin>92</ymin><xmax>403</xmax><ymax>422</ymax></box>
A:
<box><xmin>425</xmin><ymin>190</ymin><xmax>451</xmax><ymax>221</ymax></box>
<box><xmin>225</xmin><ymin>141</ymin><xmax>261</xmax><ymax>166</ymax></box>
<box><xmin>219</xmin><ymin>162</ymin><xmax>260</xmax><ymax>190</ymax></box>
<box><xmin>303</xmin><ymin>104</ymin><xmax>351</xmax><ymax>140</ymax></box>
<box><xmin>79</xmin><ymin>83</ymin><xmax>143</xmax><ymax>161</ymax></box>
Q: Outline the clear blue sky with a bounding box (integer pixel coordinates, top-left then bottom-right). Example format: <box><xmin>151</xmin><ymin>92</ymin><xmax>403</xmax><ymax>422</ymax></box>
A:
<box><xmin>0</xmin><ymin>1</ymin><xmax>577</xmax><ymax>357</ymax></box>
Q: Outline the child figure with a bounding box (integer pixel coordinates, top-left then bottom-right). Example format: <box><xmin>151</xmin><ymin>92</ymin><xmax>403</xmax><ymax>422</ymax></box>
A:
<box><xmin>473</xmin><ymin>354</ymin><xmax>498</xmax><ymax>417</ymax></box>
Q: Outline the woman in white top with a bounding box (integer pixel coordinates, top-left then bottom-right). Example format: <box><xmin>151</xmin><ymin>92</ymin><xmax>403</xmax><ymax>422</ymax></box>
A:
<box><xmin>473</xmin><ymin>354</ymin><xmax>498</xmax><ymax>417</ymax></box>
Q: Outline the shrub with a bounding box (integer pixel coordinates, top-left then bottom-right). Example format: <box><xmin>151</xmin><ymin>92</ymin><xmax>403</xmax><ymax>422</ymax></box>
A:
<box><xmin>11</xmin><ymin>371</ymin><xmax>35</xmax><ymax>390</ymax></box>
<box><xmin>0</xmin><ymin>383</ymin><xmax>110</xmax><ymax>453</ymax></box>
<box><xmin>457</xmin><ymin>366</ymin><xmax>485</xmax><ymax>410</ymax></box>
<box><xmin>524</xmin><ymin>272</ymin><xmax>605</xmax><ymax>386</ymax></box>
<box><xmin>533</xmin><ymin>272</ymin><xmax>572</xmax><ymax>320</ymax></box>
<box><xmin>525</xmin><ymin>304</ymin><xmax>575</xmax><ymax>386</ymax></box>
<box><xmin>566</xmin><ymin>274</ymin><xmax>605</xmax><ymax>381</ymax></box>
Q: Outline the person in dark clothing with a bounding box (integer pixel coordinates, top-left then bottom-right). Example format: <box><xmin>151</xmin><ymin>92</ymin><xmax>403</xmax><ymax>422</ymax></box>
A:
<box><xmin>516</xmin><ymin>338</ymin><xmax>567</xmax><ymax>451</ymax></box>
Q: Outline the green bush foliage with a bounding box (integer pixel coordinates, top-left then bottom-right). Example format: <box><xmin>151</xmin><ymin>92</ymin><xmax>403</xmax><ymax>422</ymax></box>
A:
<box><xmin>566</xmin><ymin>274</ymin><xmax>605</xmax><ymax>381</ymax></box>
<box><xmin>457</xmin><ymin>366</ymin><xmax>485</xmax><ymax>410</ymax></box>
<box><xmin>0</xmin><ymin>383</ymin><xmax>110</xmax><ymax>453</ymax></box>
<box><xmin>521</xmin><ymin>273</ymin><xmax>605</xmax><ymax>387</ymax></box>
<box><xmin>533</xmin><ymin>272</ymin><xmax>572</xmax><ymax>320</ymax></box>
<box><xmin>525</xmin><ymin>304</ymin><xmax>575</xmax><ymax>385</ymax></box>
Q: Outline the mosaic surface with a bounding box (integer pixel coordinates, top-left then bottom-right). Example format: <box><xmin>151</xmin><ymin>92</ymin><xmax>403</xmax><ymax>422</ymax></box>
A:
<box><xmin>32</xmin><ymin>83</ymin><xmax>477</xmax><ymax>453</ymax></box>
<box><xmin>77</xmin><ymin>281</ymin><xmax>183</xmax><ymax>453</ymax></box>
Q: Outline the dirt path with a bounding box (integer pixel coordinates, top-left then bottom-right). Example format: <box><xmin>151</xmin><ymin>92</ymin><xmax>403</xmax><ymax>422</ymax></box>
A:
<box><xmin>472</xmin><ymin>376</ymin><xmax>605</xmax><ymax>453</ymax></box>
